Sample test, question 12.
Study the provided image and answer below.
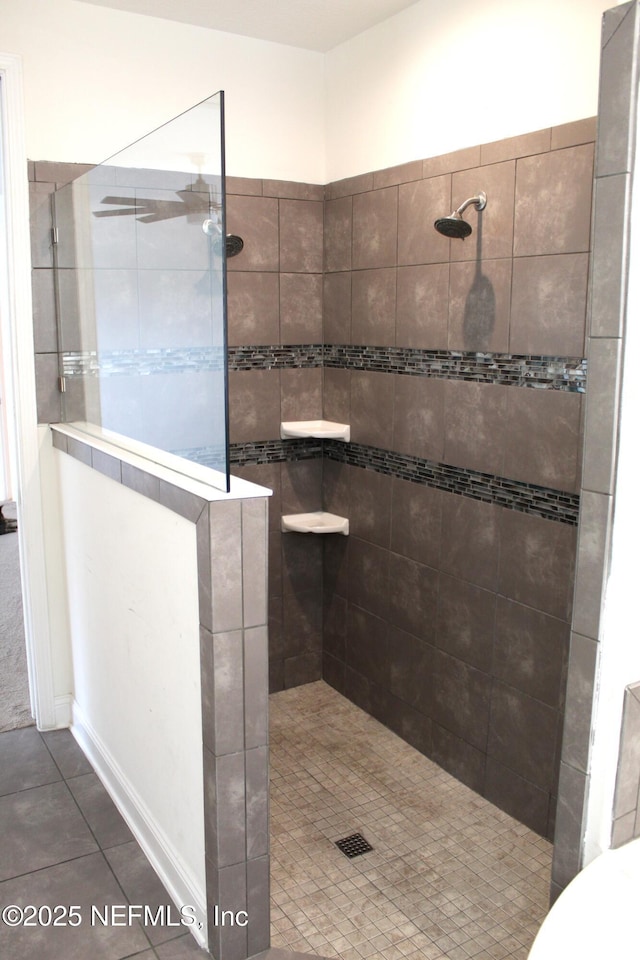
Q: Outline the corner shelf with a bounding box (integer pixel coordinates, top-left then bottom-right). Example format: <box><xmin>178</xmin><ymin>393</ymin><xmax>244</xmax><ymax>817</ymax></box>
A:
<box><xmin>281</xmin><ymin>512</ymin><xmax>349</xmax><ymax>536</ymax></box>
<box><xmin>280</xmin><ymin>420</ymin><xmax>350</xmax><ymax>442</ymax></box>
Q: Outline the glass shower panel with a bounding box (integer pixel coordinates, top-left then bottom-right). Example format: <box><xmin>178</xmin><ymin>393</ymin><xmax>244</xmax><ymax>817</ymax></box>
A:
<box><xmin>53</xmin><ymin>91</ymin><xmax>229</xmax><ymax>491</ymax></box>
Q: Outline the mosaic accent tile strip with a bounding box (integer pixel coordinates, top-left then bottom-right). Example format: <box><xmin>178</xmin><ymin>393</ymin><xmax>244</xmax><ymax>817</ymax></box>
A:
<box><xmin>62</xmin><ymin>347</ymin><xmax>225</xmax><ymax>377</ymax></box>
<box><xmin>228</xmin><ymin>345</ymin><xmax>324</xmax><ymax>370</ymax></box>
<box><xmin>323</xmin><ymin>344</ymin><xmax>587</xmax><ymax>392</ymax></box>
<box><xmin>229</xmin><ymin>438</ymin><xmax>323</xmax><ymax>466</ymax></box>
<box><xmin>229</xmin><ymin>437</ymin><xmax>579</xmax><ymax>525</ymax></box>
<box><xmin>64</xmin><ymin>344</ymin><xmax>587</xmax><ymax>391</ymax></box>
<box><xmin>324</xmin><ymin>439</ymin><xmax>580</xmax><ymax>525</ymax></box>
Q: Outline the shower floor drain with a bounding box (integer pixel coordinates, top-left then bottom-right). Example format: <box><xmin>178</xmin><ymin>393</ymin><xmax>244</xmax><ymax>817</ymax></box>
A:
<box><xmin>335</xmin><ymin>833</ymin><xmax>373</xmax><ymax>859</ymax></box>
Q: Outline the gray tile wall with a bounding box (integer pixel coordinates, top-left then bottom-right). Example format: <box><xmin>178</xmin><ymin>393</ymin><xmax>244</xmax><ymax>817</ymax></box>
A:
<box><xmin>226</xmin><ymin>178</ymin><xmax>325</xmax><ymax>693</ymax></box>
<box><xmin>551</xmin><ymin>0</ymin><xmax>640</xmax><ymax>899</ymax></box>
<box><xmin>612</xmin><ymin>682</ymin><xmax>640</xmax><ymax>847</ymax></box>
<box><xmin>321</xmin><ymin>117</ymin><xmax>595</xmax><ymax>840</ymax></box>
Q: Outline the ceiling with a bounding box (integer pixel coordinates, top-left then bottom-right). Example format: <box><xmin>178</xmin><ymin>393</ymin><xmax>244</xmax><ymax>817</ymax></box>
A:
<box><xmin>77</xmin><ymin>0</ymin><xmax>422</xmax><ymax>52</ymax></box>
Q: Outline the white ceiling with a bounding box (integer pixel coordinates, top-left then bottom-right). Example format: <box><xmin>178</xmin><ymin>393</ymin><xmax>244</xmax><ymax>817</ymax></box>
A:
<box><xmin>77</xmin><ymin>0</ymin><xmax>422</xmax><ymax>52</ymax></box>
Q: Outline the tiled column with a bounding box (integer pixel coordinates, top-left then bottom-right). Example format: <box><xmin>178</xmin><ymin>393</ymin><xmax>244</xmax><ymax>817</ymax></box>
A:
<box><xmin>551</xmin><ymin>0</ymin><xmax>639</xmax><ymax>897</ymax></box>
<box><xmin>198</xmin><ymin>498</ymin><xmax>270</xmax><ymax>960</ymax></box>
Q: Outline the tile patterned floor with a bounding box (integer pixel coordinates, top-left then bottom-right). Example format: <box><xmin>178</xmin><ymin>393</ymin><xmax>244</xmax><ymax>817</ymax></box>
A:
<box><xmin>0</xmin><ymin>725</ymin><xmax>205</xmax><ymax>960</ymax></box>
<box><xmin>269</xmin><ymin>682</ymin><xmax>552</xmax><ymax>960</ymax></box>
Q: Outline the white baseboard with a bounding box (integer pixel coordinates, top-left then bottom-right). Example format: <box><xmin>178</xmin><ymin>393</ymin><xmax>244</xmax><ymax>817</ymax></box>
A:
<box><xmin>71</xmin><ymin>700</ymin><xmax>208</xmax><ymax>949</ymax></box>
<box><xmin>54</xmin><ymin>694</ymin><xmax>73</xmax><ymax>728</ymax></box>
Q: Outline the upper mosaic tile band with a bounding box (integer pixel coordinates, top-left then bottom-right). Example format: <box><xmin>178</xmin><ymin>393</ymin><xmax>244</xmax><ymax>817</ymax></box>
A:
<box><xmin>63</xmin><ymin>344</ymin><xmax>587</xmax><ymax>392</ymax></box>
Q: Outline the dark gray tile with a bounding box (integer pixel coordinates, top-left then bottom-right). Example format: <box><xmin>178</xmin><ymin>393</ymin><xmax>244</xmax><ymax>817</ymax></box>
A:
<box><xmin>510</xmin><ymin>254</ymin><xmax>588</xmax><ymax>356</ymax></box>
<box><xmin>450</xmin><ymin>161</ymin><xmax>516</xmax><ymax>263</ymax></box>
<box><xmin>392</xmin><ymin>374</ymin><xmax>445</xmax><ymax>463</ymax></box>
<box><xmin>323</xmin><ymin>272</ymin><xmax>352</xmax><ymax>344</ymax></box>
<box><xmin>432</xmin><ymin>650</ymin><xmax>492</xmax><ymax>752</ymax></box>
<box><xmin>326</xmin><ymin>172</ymin><xmax>374</xmax><ymax>200</ymax></box>
<box><xmin>440</xmin><ymin>494</ymin><xmax>500</xmax><ymax>591</ymax></box>
<box><xmin>282</xmin><ymin>586</ymin><xmax>322</xmax><ymax>659</ymax></box>
<box><xmin>246</xmin><ymin>856</ymin><xmax>270</xmax><ymax>957</ymax></box>
<box><xmin>493</xmin><ymin>599</ymin><xmax>569</xmax><ymax>707</ymax></box>
<box><xmin>514</xmin><ymin>144</ymin><xmax>594</xmax><ymax>256</ymax></box>
<box><xmin>398</xmin><ymin>176</ymin><xmax>450</xmax><ymax>266</ymax></box>
<box><xmin>551</xmin><ymin>117</ymin><xmax>597</xmax><ymax>151</ymax></box>
<box><xmin>283</xmin><ymin>652</ymin><xmax>322</xmax><ymax>688</ymax></box>
<box><xmin>378</xmin><ymin>692</ymin><xmax>432</xmax><ymax>756</ymax></box>
<box><xmin>225</xmin><ymin>195</ymin><xmax>279</xmax><ymax>272</ymax></box>
<box><xmin>488</xmin><ymin>682</ymin><xmax>559</xmax><ymax>790</ymax></box>
<box><xmin>226</xmin><ymin>272</ymin><xmax>280</xmax><ymax>346</ymax></box>
<box><xmin>353</xmin><ymin>187</ymin><xmax>398</xmax><ymax>269</ymax></box>
<box><xmin>280</xmin><ymin>273</ymin><xmax>323</xmax><ymax>344</ymax></box>
<box><xmin>41</xmin><ymin>728</ymin><xmax>93</xmax><ymax>779</ymax></box>
<box><xmin>35</xmin><ymin>353</ymin><xmax>62</xmax><ymax>424</ymax></box>
<box><xmin>582</xmin><ymin>337</ymin><xmax>622</xmax><ymax>494</ymax></box>
<box><xmin>280</xmin><ymin>368</ymin><xmax>323</xmax><ymax>423</ymax></box>
<box><xmin>280</xmin><ymin>458</ymin><xmax>322</xmax><ymax>515</ymax></box>
<box><xmin>551</xmin><ymin>761</ymin><xmax>588</xmax><ymax>888</ymax></box>
<box><xmin>29</xmin><ymin>181</ymin><xmax>55</xmax><ymax>269</ymax></box>
<box><xmin>373</xmin><ymin>159</ymin><xmax>423</xmax><ymax>189</ymax></box>
<box><xmin>351</xmin><ymin>268</ymin><xmax>396</xmax><ymax>346</ymax></box>
<box><xmin>66</xmin><ymin>773</ymin><xmax>134</xmax><ymax>849</ymax></box>
<box><xmin>31</xmin><ymin>269</ymin><xmax>58</xmax><ymax>352</ymax></box>
<box><xmin>245</xmin><ymin>749</ymin><xmax>268</xmax><ymax>859</ymax></box>
<box><xmin>324</xmin><ymin>196</ymin><xmax>352</xmax><ymax>273</ymax></box>
<box><xmin>612</xmin><ymin>683</ymin><xmax>640</xmax><ymax>819</ymax></box>
<box><xmin>0</xmin><ymin>781</ymin><xmax>98</xmax><ymax>881</ymax></box>
<box><xmin>322</xmin><ymin>367</ymin><xmax>351</xmax><ymax>426</ymax></box>
<box><xmin>422</xmin><ymin>145</ymin><xmax>481</xmax><ymax>179</ymax></box>
<box><xmin>244</xmin><ymin>626</ymin><xmax>269</xmax><ymax>750</ymax></box>
<box><xmin>262</xmin><ymin>180</ymin><xmax>323</xmax><ymax>201</ymax></box>
<box><xmin>443</xmin><ymin>380</ymin><xmax>507</xmax><ymax>477</ymax></box>
<box><xmin>436</xmin><ymin>574</ymin><xmax>495</xmax><ymax>673</ymax></box>
<box><xmin>480</xmin><ymin>129</ymin><xmax>550</xmax><ymax>165</ymax></box>
<box><xmin>485</xmin><ymin>758</ymin><xmax>550</xmax><ymax>836</ymax></box>
<box><xmin>91</xmin><ymin>449</ymin><xmax>122</xmax><ymax>484</ymax></box>
<box><xmin>388</xmin><ymin>625</ymin><xmax>434</xmax><ymax>715</ymax></box>
<box><xmin>350</xmin><ymin>370</ymin><xmax>394</xmax><ymax>449</ymax></box>
<box><xmin>347</xmin><ymin>538</ymin><xmax>389</xmax><ymax>621</ymax></box>
<box><xmin>448</xmin><ymin>258</ymin><xmax>511</xmax><ymax>353</ymax></box>
<box><xmin>241</xmin><ymin>498</ymin><xmax>268</xmax><ymax>630</ymax></box>
<box><xmin>104</xmin><ymin>842</ymin><xmax>183</xmax><ymax>946</ymax></box>
<box><xmin>396</xmin><ymin>263</ymin><xmax>449</xmax><ymax>349</ymax></box>
<box><xmin>0</xmin><ymin>852</ymin><xmax>150</xmax><ymax>959</ymax></box>
<box><xmin>346</xmin><ymin>605</ymin><xmax>388</xmax><ymax>688</ymax></box>
<box><xmin>228</xmin><ymin>370</ymin><xmax>281</xmax><ymax>443</ymax></box>
<box><xmin>390</xmin><ymin>477</ymin><xmax>441</xmax><ymax>569</ymax></box>
<box><xmin>504</xmin><ymin>387</ymin><xmax>582</xmax><ymax>496</ymax></box>
<box><xmin>279</xmin><ymin>199</ymin><xmax>323</xmax><ymax>273</ymax></box>
<box><xmin>0</xmin><ymin>728</ymin><xmax>61</xmax><ymax>796</ymax></box>
<box><xmin>590</xmin><ymin>174</ymin><xmax>630</xmax><ymax>339</ymax></box>
<box><xmin>347</xmin><ymin>465</ymin><xmax>392</xmax><ymax>548</ymax></box>
<box><xmin>573</xmin><ymin>490</ymin><xmax>613</xmax><ymax>640</ymax></box>
<box><xmin>387</xmin><ymin>552</ymin><xmax>438</xmax><ymax>643</ymax></box>
<box><xmin>561</xmin><ymin>633</ymin><xmax>598</xmax><ymax>774</ymax></box>
<box><xmin>597</xmin><ymin>1</ymin><xmax>638</xmax><ymax>176</ymax></box>
<box><xmin>431</xmin><ymin>723</ymin><xmax>486</xmax><ymax>794</ymax></box>
<box><xmin>498</xmin><ymin>507</ymin><xmax>577</xmax><ymax>621</ymax></box>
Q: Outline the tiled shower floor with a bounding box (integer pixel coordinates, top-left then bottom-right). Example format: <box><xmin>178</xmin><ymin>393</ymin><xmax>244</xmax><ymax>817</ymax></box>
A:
<box><xmin>269</xmin><ymin>682</ymin><xmax>552</xmax><ymax>960</ymax></box>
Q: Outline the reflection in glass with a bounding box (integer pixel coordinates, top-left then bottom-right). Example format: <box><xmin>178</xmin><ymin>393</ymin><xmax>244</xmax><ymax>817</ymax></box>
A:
<box><xmin>53</xmin><ymin>92</ymin><xmax>229</xmax><ymax>491</ymax></box>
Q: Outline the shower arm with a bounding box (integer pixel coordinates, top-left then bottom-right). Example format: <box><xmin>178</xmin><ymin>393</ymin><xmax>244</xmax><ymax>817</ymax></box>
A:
<box><xmin>454</xmin><ymin>192</ymin><xmax>487</xmax><ymax>217</ymax></box>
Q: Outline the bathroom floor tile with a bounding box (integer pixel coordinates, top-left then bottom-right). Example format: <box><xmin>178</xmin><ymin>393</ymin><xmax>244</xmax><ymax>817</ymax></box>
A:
<box><xmin>40</xmin><ymin>728</ymin><xmax>94</xmax><ymax>779</ymax></box>
<box><xmin>0</xmin><ymin>780</ymin><xmax>98</xmax><ymax>881</ymax></box>
<box><xmin>269</xmin><ymin>681</ymin><xmax>552</xmax><ymax>960</ymax></box>
<box><xmin>0</xmin><ymin>727</ymin><xmax>62</xmax><ymax>796</ymax></box>
<box><xmin>0</xmin><ymin>851</ymin><xmax>150</xmax><ymax>959</ymax></box>
<box><xmin>67</xmin><ymin>773</ymin><xmax>135</xmax><ymax>849</ymax></box>
<box><xmin>104</xmin><ymin>842</ymin><xmax>186</xmax><ymax>946</ymax></box>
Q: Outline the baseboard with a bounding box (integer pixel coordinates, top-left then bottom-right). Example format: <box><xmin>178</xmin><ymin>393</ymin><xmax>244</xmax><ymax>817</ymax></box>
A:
<box><xmin>54</xmin><ymin>694</ymin><xmax>73</xmax><ymax>728</ymax></box>
<box><xmin>71</xmin><ymin>700</ymin><xmax>207</xmax><ymax>948</ymax></box>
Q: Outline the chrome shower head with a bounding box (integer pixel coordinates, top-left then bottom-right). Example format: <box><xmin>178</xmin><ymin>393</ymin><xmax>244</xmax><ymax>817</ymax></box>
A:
<box><xmin>434</xmin><ymin>192</ymin><xmax>487</xmax><ymax>239</ymax></box>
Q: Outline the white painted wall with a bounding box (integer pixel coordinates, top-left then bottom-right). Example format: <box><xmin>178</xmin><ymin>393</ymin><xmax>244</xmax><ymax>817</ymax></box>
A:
<box><xmin>0</xmin><ymin>0</ymin><xmax>325</xmax><ymax>181</ymax></box>
<box><xmin>57</xmin><ymin>451</ymin><xmax>206</xmax><ymax>927</ymax></box>
<box><xmin>325</xmin><ymin>0</ymin><xmax>621</xmax><ymax>181</ymax></box>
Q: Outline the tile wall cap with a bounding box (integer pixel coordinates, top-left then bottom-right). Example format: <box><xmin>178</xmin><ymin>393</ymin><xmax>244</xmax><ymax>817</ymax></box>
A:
<box><xmin>50</xmin><ymin>423</ymin><xmax>272</xmax><ymax>503</ymax></box>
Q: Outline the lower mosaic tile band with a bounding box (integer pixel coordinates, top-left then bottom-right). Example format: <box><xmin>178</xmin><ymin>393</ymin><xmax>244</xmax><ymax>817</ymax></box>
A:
<box><xmin>63</xmin><ymin>344</ymin><xmax>587</xmax><ymax>392</ymax></box>
<box><xmin>228</xmin><ymin>438</ymin><xmax>580</xmax><ymax>525</ymax></box>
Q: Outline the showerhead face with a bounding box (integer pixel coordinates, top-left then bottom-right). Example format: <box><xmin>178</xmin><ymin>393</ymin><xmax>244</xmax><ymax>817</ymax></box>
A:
<box><xmin>225</xmin><ymin>234</ymin><xmax>244</xmax><ymax>258</ymax></box>
<box><xmin>434</xmin><ymin>215</ymin><xmax>473</xmax><ymax>240</ymax></box>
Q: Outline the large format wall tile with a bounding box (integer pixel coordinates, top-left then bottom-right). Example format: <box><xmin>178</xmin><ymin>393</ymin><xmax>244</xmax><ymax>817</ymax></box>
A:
<box><xmin>352</xmin><ymin>186</ymin><xmax>398</xmax><ymax>269</ymax></box>
<box><xmin>513</xmin><ymin>144</ymin><xmax>594</xmax><ymax>256</ymax></box>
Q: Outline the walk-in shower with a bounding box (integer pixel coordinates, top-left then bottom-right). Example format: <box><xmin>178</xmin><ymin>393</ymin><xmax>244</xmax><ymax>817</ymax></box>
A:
<box><xmin>434</xmin><ymin>191</ymin><xmax>487</xmax><ymax>238</ymax></box>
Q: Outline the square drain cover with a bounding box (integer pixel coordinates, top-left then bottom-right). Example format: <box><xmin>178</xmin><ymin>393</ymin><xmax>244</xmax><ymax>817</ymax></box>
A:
<box><xmin>335</xmin><ymin>833</ymin><xmax>373</xmax><ymax>859</ymax></box>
